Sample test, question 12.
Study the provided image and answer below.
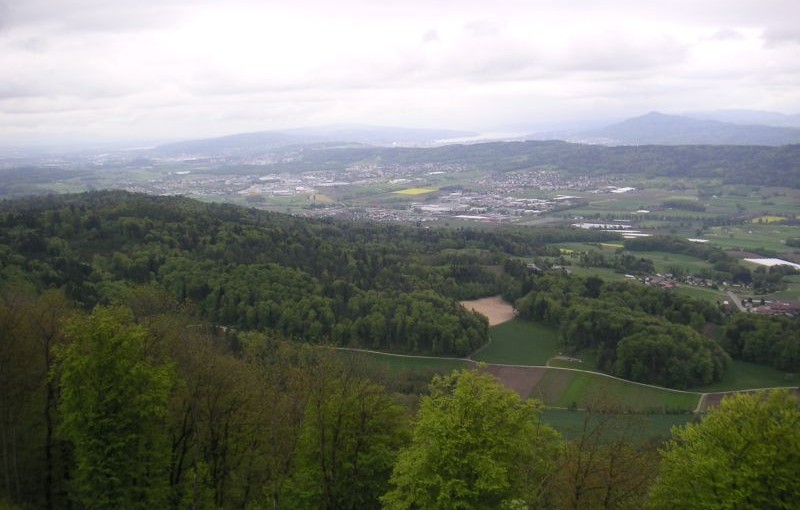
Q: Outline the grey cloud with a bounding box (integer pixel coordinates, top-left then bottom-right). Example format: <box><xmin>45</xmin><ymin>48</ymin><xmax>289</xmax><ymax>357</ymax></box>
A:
<box><xmin>0</xmin><ymin>1</ymin><xmax>8</xmax><ymax>32</ymax></box>
<box><xmin>464</xmin><ymin>21</ymin><xmax>500</xmax><ymax>38</ymax></box>
<box><xmin>422</xmin><ymin>30</ymin><xmax>439</xmax><ymax>43</ymax></box>
<box><xmin>0</xmin><ymin>83</ymin><xmax>45</xmax><ymax>100</ymax></box>
<box><xmin>550</xmin><ymin>0</ymin><xmax>800</xmax><ymax>30</ymax></box>
<box><xmin>1</xmin><ymin>0</ymin><xmax>196</xmax><ymax>34</ymax></box>
<box><xmin>557</xmin><ymin>34</ymin><xmax>688</xmax><ymax>73</ymax></box>
<box><xmin>1</xmin><ymin>0</ymin><xmax>799</xmax><ymax>144</ymax></box>
<box><xmin>762</xmin><ymin>26</ymin><xmax>800</xmax><ymax>46</ymax></box>
<box><xmin>710</xmin><ymin>28</ymin><xmax>744</xmax><ymax>41</ymax></box>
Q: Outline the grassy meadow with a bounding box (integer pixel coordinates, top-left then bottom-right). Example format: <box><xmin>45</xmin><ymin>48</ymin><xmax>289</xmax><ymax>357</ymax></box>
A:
<box><xmin>530</xmin><ymin>368</ymin><xmax>700</xmax><ymax>413</ymax></box>
<box><xmin>691</xmin><ymin>359</ymin><xmax>800</xmax><ymax>392</ymax></box>
<box><xmin>540</xmin><ymin>409</ymin><xmax>694</xmax><ymax>440</ymax></box>
<box><xmin>472</xmin><ymin>320</ymin><xmax>561</xmax><ymax>366</ymax></box>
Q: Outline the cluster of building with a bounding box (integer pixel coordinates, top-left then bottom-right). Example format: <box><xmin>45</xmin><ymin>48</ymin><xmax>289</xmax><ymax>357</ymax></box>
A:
<box><xmin>488</xmin><ymin>170</ymin><xmax>615</xmax><ymax>193</ymax></box>
<box><xmin>744</xmin><ymin>300</ymin><xmax>800</xmax><ymax>316</ymax></box>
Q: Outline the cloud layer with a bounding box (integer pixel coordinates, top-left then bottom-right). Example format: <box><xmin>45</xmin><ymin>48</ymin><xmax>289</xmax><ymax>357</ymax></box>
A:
<box><xmin>1</xmin><ymin>0</ymin><xmax>799</xmax><ymax>144</ymax></box>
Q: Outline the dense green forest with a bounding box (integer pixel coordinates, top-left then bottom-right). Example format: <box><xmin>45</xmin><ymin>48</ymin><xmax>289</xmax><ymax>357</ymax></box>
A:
<box><xmin>624</xmin><ymin>236</ymin><xmax>756</xmax><ymax>284</ymax></box>
<box><xmin>1</xmin><ymin>290</ymin><xmax>798</xmax><ymax>510</ymax></box>
<box><xmin>0</xmin><ymin>191</ymin><xmax>623</xmax><ymax>356</ymax></box>
<box><xmin>511</xmin><ymin>267</ymin><xmax>800</xmax><ymax>384</ymax></box>
<box><xmin>511</xmin><ymin>270</ymin><xmax>729</xmax><ymax>388</ymax></box>
<box><xmin>1</xmin><ymin>191</ymin><xmax>797</xmax><ymax>380</ymax></box>
<box><xmin>2</xmin><ymin>191</ymin><xmax>799</xmax><ymax>509</ymax></box>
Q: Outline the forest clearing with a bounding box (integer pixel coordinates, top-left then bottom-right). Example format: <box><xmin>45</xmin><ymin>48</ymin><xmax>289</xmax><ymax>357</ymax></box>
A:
<box><xmin>460</xmin><ymin>295</ymin><xmax>516</xmax><ymax>326</ymax></box>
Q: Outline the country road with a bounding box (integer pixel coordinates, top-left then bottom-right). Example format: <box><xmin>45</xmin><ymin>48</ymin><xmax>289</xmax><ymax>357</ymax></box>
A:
<box><xmin>334</xmin><ymin>346</ymin><xmax>797</xmax><ymax>413</ymax></box>
<box><xmin>727</xmin><ymin>290</ymin><xmax>747</xmax><ymax>312</ymax></box>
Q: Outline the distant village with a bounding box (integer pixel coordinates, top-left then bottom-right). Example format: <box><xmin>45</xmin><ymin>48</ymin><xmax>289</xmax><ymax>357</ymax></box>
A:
<box><xmin>115</xmin><ymin>159</ymin><xmax>625</xmax><ymax>225</ymax></box>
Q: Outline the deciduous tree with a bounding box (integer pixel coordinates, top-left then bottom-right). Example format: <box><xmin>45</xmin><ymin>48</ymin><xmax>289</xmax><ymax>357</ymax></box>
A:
<box><xmin>59</xmin><ymin>307</ymin><xmax>174</xmax><ymax>510</ymax></box>
<box><xmin>382</xmin><ymin>369</ymin><xmax>560</xmax><ymax>510</ymax></box>
<box><xmin>650</xmin><ymin>390</ymin><xmax>800</xmax><ymax>510</ymax></box>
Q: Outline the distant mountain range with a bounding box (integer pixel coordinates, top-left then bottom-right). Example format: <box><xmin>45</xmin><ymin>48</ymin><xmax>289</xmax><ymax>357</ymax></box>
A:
<box><xmin>151</xmin><ymin>111</ymin><xmax>800</xmax><ymax>158</ymax></box>
<box><xmin>154</xmin><ymin>125</ymin><xmax>477</xmax><ymax>156</ymax></box>
<box><xmin>684</xmin><ymin>109</ymin><xmax>800</xmax><ymax>128</ymax></box>
<box><xmin>528</xmin><ymin>111</ymin><xmax>800</xmax><ymax>146</ymax></box>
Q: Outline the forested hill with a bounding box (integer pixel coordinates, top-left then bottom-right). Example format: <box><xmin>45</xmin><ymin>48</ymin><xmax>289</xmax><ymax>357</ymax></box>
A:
<box><xmin>259</xmin><ymin>141</ymin><xmax>800</xmax><ymax>188</ymax></box>
<box><xmin>2</xmin><ymin>192</ymin><xmax>798</xmax><ymax>510</ymax></box>
<box><xmin>0</xmin><ymin>191</ymin><xmax>616</xmax><ymax>356</ymax></box>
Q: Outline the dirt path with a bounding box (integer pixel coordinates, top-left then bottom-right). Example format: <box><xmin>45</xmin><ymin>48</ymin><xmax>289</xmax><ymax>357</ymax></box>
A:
<box><xmin>460</xmin><ymin>295</ymin><xmax>516</xmax><ymax>326</ymax></box>
<box><xmin>695</xmin><ymin>387</ymin><xmax>800</xmax><ymax>413</ymax></box>
<box><xmin>335</xmin><ymin>347</ymin><xmax>798</xmax><ymax>412</ymax></box>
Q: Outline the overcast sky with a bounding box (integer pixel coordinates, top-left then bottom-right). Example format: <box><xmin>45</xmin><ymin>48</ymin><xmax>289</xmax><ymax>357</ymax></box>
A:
<box><xmin>1</xmin><ymin>0</ymin><xmax>799</xmax><ymax>145</ymax></box>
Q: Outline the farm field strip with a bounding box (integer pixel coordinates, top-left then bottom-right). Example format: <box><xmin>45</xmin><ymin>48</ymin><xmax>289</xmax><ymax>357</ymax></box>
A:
<box><xmin>392</xmin><ymin>187</ymin><xmax>437</xmax><ymax>195</ymax></box>
<box><xmin>530</xmin><ymin>367</ymin><xmax>701</xmax><ymax>413</ymax></box>
<box><xmin>344</xmin><ymin>347</ymin><xmax>703</xmax><ymax>413</ymax></box>
<box><xmin>540</xmin><ymin>409</ymin><xmax>694</xmax><ymax>440</ymax></box>
<box><xmin>337</xmin><ymin>316</ymin><xmax>800</xmax><ymax>415</ymax></box>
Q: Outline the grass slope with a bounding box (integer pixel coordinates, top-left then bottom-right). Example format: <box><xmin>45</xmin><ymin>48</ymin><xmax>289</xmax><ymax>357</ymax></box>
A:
<box><xmin>336</xmin><ymin>350</ymin><xmax>473</xmax><ymax>394</ymax></box>
<box><xmin>472</xmin><ymin>320</ymin><xmax>561</xmax><ymax>365</ymax></box>
<box><xmin>531</xmin><ymin>368</ymin><xmax>700</xmax><ymax>413</ymax></box>
<box><xmin>540</xmin><ymin>409</ymin><xmax>694</xmax><ymax>440</ymax></box>
<box><xmin>691</xmin><ymin>359</ymin><xmax>800</xmax><ymax>392</ymax></box>
<box><xmin>337</xmin><ymin>349</ymin><xmax>471</xmax><ymax>372</ymax></box>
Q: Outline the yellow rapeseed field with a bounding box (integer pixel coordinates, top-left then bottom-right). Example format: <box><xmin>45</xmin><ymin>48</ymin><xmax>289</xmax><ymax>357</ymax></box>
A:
<box><xmin>751</xmin><ymin>215</ymin><xmax>787</xmax><ymax>224</ymax></box>
<box><xmin>393</xmin><ymin>188</ymin><xmax>437</xmax><ymax>195</ymax></box>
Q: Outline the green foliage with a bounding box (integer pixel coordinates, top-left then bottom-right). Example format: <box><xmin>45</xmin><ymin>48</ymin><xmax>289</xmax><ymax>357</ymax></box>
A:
<box><xmin>546</xmin><ymin>406</ymin><xmax>659</xmax><ymax>510</ymax></box>
<box><xmin>613</xmin><ymin>326</ymin><xmax>727</xmax><ymax>388</ymax></box>
<box><xmin>0</xmin><ymin>191</ymin><xmax>505</xmax><ymax>356</ymax></box>
<box><xmin>59</xmin><ymin>307</ymin><xmax>174</xmax><ymax>510</ymax></box>
<box><xmin>721</xmin><ymin>314</ymin><xmax>800</xmax><ymax>372</ymax></box>
<box><xmin>382</xmin><ymin>370</ymin><xmax>560</xmax><ymax>510</ymax></box>
<box><xmin>284</xmin><ymin>364</ymin><xmax>408</xmax><ymax>510</ymax></box>
<box><xmin>577</xmin><ymin>251</ymin><xmax>655</xmax><ymax>275</ymax></box>
<box><xmin>0</xmin><ymin>499</ymin><xmax>28</xmax><ymax>510</ymax></box>
<box><xmin>0</xmin><ymin>290</ymin><xmax>74</xmax><ymax>509</ymax></box>
<box><xmin>624</xmin><ymin>235</ymin><xmax>753</xmax><ymax>284</ymax></box>
<box><xmin>650</xmin><ymin>390</ymin><xmax>800</xmax><ymax>510</ymax></box>
<box><xmin>514</xmin><ymin>272</ymin><xmax>728</xmax><ymax>388</ymax></box>
<box><xmin>661</xmin><ymin>198</ymin><xmax>706</xmax><ymax>212</ymax></box>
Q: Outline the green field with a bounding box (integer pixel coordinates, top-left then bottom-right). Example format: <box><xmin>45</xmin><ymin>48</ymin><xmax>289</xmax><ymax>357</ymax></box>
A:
<box><xmin>530</xmin><ymin>368</ymin><xmax>700</xmax><ymax>413</ymax></box>
<box><xmin>633</xmin><ymin>250</ymin><xmax>712</xmax><ymax>274</ymax></box>
<box><xmin>705</xmin><ymin>225</ymin><xmax>799</xmax><ymax>254</ymax></box>
<box><xmin>472</xmin><ymin>320</ymin><xmax>561</xmax><ymax>365</ymax></box>
<box><xmin>564</xmin><ymin>266</ymin><xmax>633</xmax><ymax>283</ymax></box>
<box><xmin>336</xmin><ymin>349</ymin><xmax>473</xmax><ymax>394</ymax></box>
<box><xmin>540</xmin><ymin>409</ymin><xmax>693</xmax><ymax>440</ymax></box>
<box><xmin>552</xmin><ymin>242</ymin><xmax>618</xmax><ymax>253</ymax></box>
<box><xmin>673</xmin><ymin>284</ymin><xmax>725</xmax><ymax>303</ymax></box>
<box><xmin>764</xmin><ymin>285</ymin><xmax>800</xmax><ymax>302</ymax></box>
<box><xmin>707</xmin><ymin>192</ymin><xmax>800</xmax><ymax>217</ymax></box>
<box><xmin>691</xmin><ymin>360</ymin><xmax>800</xmax><ymax>392</ymax></box>
<box><xmin>337</xmin><ymin>349</ymin><xmax>471</xmax><ymax>373</ymax></box>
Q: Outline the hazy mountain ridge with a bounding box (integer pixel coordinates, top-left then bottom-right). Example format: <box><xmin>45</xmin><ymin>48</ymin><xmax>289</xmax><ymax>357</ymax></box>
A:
<box><xmin>154</xmin><ymin>125</ymin><xmax>478</xmax><ymax>156</ymax></box>
<box><xmin>684</xmin><ymin>109</ymin><xmax>800</xmax><ymax>127</ymax></box>
<box><xmin>528</xmin><ymin>111</ymin><xmax>800</xmax><ymax>146</ymax></box>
